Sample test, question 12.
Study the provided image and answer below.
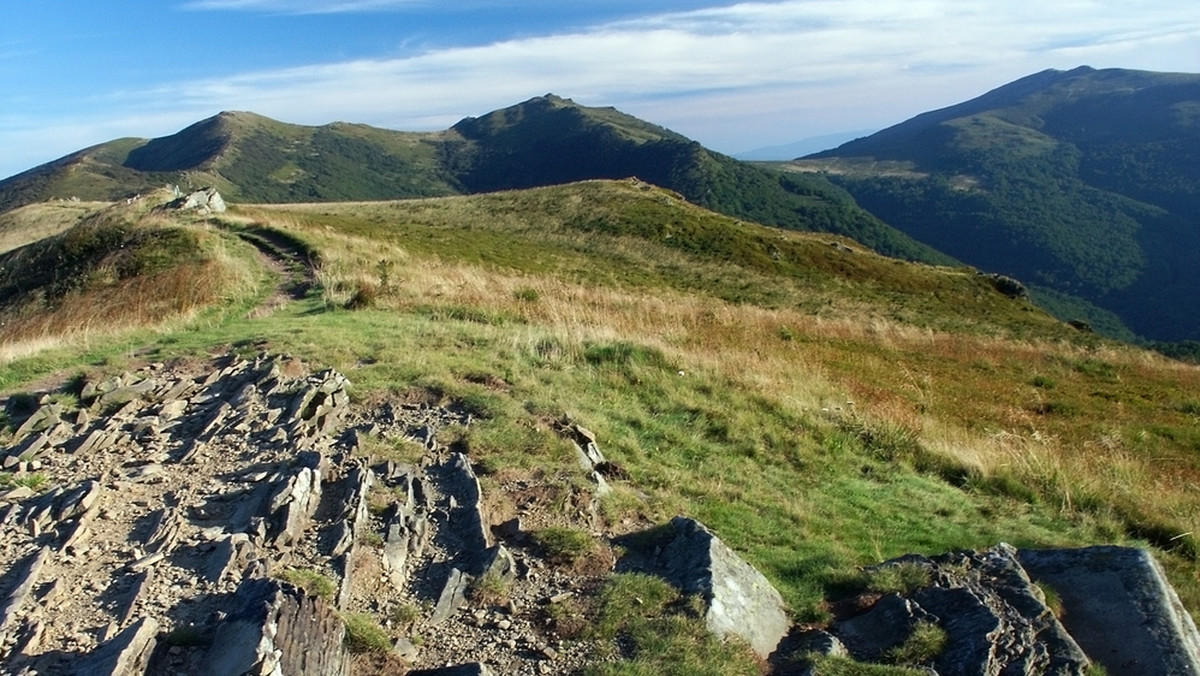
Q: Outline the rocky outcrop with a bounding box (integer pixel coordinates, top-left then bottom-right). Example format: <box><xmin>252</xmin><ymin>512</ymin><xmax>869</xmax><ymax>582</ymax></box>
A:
<box><xmin>646</xmin><ymin>516</ymin><xmax>790</xmax><ymax>659</ymax></box>
<box><xmin>167</xmin><ymin>187</ymin><xmax>226</xmax><ymax>214</ymax></box>
<box><xmin>801</xmin><ymin>544</ymin><xmax>1200</xmax><ymax>676</ymax></box>
<box><xmin>1019</xmin><ymin>546</ymin><xmax>1200</xmax><ymax>676</ymax></box>
<box><xmin>204</xmin><ymin>578</ymin><xmax>348</xmax><ymax>676</ymax></box>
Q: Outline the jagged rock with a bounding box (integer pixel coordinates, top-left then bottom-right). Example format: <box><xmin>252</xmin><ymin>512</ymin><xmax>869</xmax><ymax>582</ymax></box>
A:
<box><xmin>267</xmin><ymin>466</ymin><xmax>322</xmax><ymax>548</ymax></box>
<box><xmin>70</xmin><ymin>616</ymin><xmax>158</xmax><ymax>676</ymax></box>
<box><xmin>0</xmin><ymin>547</ymin><xmax>50</xmax><ymax>640</ymax></box>
<box><xmin>445</xmin><ymin>453</ymin><xmax>490</xmax><ymax>554</ymax></box>
<box><xmin>980</xmin><ymin>272</ymin><xmax>1030</xmax><ymax>300</ymax></box>
<box><xmin>816</xmin><ymin>545</ymin><xmax>1100</xmax><ymax>675</ymax></box>
<box><xmin>431</xmin><ymin>567</ymin><xmax>472</xmax><ymax>625</ymax></box>
<box><xmin>205</xmin><ymin>578</ymin><xmax>349</xmax><ymax>676</ymax></box>
<box><xmin>834</xmin><ymin>593</ymin><xmax>934</xmax><ymax>660</ymax></box>
<box><xmin>653</xmin><ymin>516</ymin><xmax>790</xmax><ymax>658</ymax></box>
<box><xmin>169</xmin><ymin>187</ymin><xmax>226</xmax><ymax>214</ymax></box>
<box><xmin>1019</xmin><ymin>546</ymin><xmax>1200</xmax><ymax>676</ymax></box>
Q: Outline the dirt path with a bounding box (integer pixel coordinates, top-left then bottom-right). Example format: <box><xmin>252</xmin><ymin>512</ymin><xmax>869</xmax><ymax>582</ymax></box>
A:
<box><xmin>235</xmin><ymin>227</ymin><xmax>318</xmax><ymax>318</ymax></box>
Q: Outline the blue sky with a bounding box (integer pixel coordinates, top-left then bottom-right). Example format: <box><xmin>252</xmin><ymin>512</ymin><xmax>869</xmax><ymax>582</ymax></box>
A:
<box><xmin>2</xmin><ymin>1</ymin><xmax>1199</xmax><ymax>179</ymax></box>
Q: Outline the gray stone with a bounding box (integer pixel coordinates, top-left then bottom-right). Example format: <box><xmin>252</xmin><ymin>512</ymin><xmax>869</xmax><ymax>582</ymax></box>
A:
<box><xmin>70</xmin><ymin>616</ymin><xmax>158</xmax><ymax>676</ymax></box>
<box><xmin>0</xmin><ymin>546</ymin><xmax>51</xmax><ymax>639</ymax></box>
<box><xmin>205</xmin><ymin>578</ymin><xmax>349</xmax><ymax>676</ymax></box>
<box><xmin>172</xmin><ymin>187</ymin><xmax>227</xmax><ymax>214</ymax></box>
<box><xmin>1019</xmin><ymin>545</ymin><xmax>1200</xmax><ymax>676</ymax></box>
<box><xmin>834</xmin><ymin>593</ymin><xmax>933</xmax><ymax>661</ymax></box>
<box><xmin>655</xmin><ymin>516</ymin><xmax>790</xmax><ymax>658</ymax></box>
<box><xmin>431</xmin><ymin>567</ymin><xmax>472</xmax><ymax>625</ymax></box>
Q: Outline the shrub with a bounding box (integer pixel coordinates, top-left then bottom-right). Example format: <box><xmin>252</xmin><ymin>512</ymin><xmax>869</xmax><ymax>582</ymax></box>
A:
<box><xmin>469</xmin><ymin>571</ymin><xmax>511</xmax><ymax>606</ymax></box>
<box><xmin>343</xmin><ymin>612</ymin><xmax>392</xmax><ymax>654</ymax></box>
<box><xmin>534</xmin><ymin>526</ymin><xmax>596</xmax><ymax>565</ymax></box>
<box><xmin>277</xmin><ymin>568</ymin><xmax>337</xmax><ymax>602</ymax></box>
<box><xmin>886</xmin><ymin>621</ymin><xmax>947</xmax><ymax>665</ymax></box>
<box><xmin>865</xmin><ymin>562</ymin><xmax>931</xmax><ymax>596</ymax></box>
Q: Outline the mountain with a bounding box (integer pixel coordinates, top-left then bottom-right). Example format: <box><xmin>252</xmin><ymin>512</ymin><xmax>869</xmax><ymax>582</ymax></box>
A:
<box><xmin>793</xmin><ymin>66</ymin><xmax>1200</xmax><ymax>341</ymax></box>
<box><xmin>0</xmin><ymin>96</ymin><xmax>952</xmax><ymax>265</ymax></box>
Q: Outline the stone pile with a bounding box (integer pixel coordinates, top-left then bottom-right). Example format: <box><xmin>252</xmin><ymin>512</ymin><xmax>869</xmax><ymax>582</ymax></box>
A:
<box><xmin>0</xmin><ymin>353</ymin><xmax>613</xmax><ymax>676</ymax></box>
<box><xmin>797</xmin><ymin>543</ymin><xmax>1200</xmax><ymax>675</ymax></box>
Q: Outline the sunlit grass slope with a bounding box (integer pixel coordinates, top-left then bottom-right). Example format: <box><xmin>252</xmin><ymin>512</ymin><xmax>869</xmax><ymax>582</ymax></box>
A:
<box><xmin>2</xmin><ymin>180</ymin><xmax>1199</xmax><ymax>631</ymax></box>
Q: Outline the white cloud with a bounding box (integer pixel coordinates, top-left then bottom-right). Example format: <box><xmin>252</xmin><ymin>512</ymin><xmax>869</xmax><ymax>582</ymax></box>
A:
<box><xmin>4</xmin><ymin>0</ymin><xmax>1200</xmax><ymax>178</ymax></box>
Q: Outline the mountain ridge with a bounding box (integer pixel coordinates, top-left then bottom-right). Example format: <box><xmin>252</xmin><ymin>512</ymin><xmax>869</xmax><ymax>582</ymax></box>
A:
<box><xmin>793</xmin><ymin>66</ymin><xmax>1200</xmax><ymax>341</ymax></box>
<box><xmin>0</xmin><ymin>96</ymin><xmax>952</xmax><ymax>266</ymax></box>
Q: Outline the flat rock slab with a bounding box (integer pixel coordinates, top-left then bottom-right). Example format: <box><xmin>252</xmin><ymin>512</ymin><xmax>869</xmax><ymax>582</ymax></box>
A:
<box><xmin>656</xmin><ymin>516</ymin><xmax>790</xmax><ymax>658</ymax></box>
<box><xmin>1019</xmin><ymin>546</ymin><xmax>1200</xmax><ymax>676</ymax></box>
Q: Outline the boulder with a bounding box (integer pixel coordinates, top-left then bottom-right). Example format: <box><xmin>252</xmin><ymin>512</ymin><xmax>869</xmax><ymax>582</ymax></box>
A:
<box><xmin>655</xmin><ymin>516</ymin><xmax>790</xmax><ymax>658</ymax></box>
<box><xmin>205</xmin><ymin>578</ymin><xmax>349</xmax><ymax>676</ymax></box>
<box><xmin>1019</xmin><ymin>546</ymin><xmax>1200</xmax><ymax>676</ymax></box>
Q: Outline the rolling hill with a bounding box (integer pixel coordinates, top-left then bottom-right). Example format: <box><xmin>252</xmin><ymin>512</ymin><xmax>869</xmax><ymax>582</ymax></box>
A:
<box><xmin>0</xmin><ymin>96</ymin><xmax>950</xmax><ymax>266</ymax></box>
<box><xmin>790</xmin><ymin>66</ymin><xmax>1200</xmax><ymax>342</ymax></box>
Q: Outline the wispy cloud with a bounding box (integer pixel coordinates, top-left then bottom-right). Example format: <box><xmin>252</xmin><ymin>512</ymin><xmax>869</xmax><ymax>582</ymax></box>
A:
<box><xmin>4</xmin><ymin>0</ymin><xmax>1199</xmax><ymax>178</ymax></box>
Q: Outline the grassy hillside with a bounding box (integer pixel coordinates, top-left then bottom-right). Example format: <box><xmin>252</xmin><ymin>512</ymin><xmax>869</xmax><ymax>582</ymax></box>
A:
<box><xmin>3</xmin><ymin>181</ymin><xmax>1199</xmax><ymax>668</ymax></box>
<box><xmin>0</xmin><ymin>97</ymin><xmax>952</xmax><ymax>267</ymax></box>
<box><xmin>796</xmin><ymin>66</ymin><xmax>1200</xmax><ymax>342</ymax></box>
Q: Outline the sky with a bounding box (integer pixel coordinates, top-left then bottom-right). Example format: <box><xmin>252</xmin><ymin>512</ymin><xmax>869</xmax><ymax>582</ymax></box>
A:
<box><xmin>2</xmin><ymin>1</ymin><xmax>1199</xmax><ymax>179</ymax></box>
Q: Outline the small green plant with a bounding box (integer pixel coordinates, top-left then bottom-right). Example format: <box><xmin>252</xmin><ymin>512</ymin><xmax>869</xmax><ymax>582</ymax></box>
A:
<box><xmin>361</xmin><ymin>531</ymin><xmax>384</xmax><ymax>547</ymax></box>
<box><xmin>164</xmin><ymin>625</ymin><xmax>211</xmax><ymax>647</ymax></box>
<box><xmin>389</xmin><ymin>603</ymin><xmax>421</xmax><ymax>629</ymax></box>
<box><xmin>10</xmin><ymin>473</ymin><xmax>50</xmax><ymax>491</ymax></box>
<box><xmin>1030</xmin><ymin>374</ymin><xmax>1056</xmax><ymax>390</ymax></box>
<box><xmin>469</xmin><ymin>571</ymin><xmax>511</xmax><ymax>606</ymax></box>
<box><xmin>1034</xmin><ymin>580</ymin><xmax>1064</xmax><ymax>618</ymax></box>
<box><xmin>1084</xmin><ymin>663</ymin><xmax>1110</xmax><ymax>676</ymax></box>
<box><xmin>513</xmin><ymin>287</ymin><xmax>540</xmax><ymax>302</ymax></box>
<box><xmin>885</xmin><ymin>621</ymin><xmax>947</xmax><ymax>665</ymax></box>
<box><xmin>865</xmin><ymin>562</ymin><xmax>931</xmax><ymax>596</ymax></box>
<box><xmin>534</xmin><ymin>526</ymin><xmax>596</xmax><ymax>565</ymax></box>
<box><xmin>277</xmin><ymin>568</ymin><xmax>337</xmax><ymax>602</ymax></box>
<box><xmin>343</xmin><ymin>612</ymin><xmax>393</xmax><ymax>654</ymax></box>
<box><xmin>586</xmin><ymin>573</ymin><xmax>760</xmax><ymax>676</ymax></box>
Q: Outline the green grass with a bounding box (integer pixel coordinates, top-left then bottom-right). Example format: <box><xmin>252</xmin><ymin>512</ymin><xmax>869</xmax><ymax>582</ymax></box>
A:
<box><xmin>534</xmin><ymin>526</ymin><xmax>597</xmax><ymax>565</ymax></box>
<box><xmin>586</xmin><ymin>573</ymin><xmax>760</xmax><ymax>676</ymax></box>
<box><xmin>342</xmin><ymin>612</ymin><xmax>393</xmax><ymax>654</ymax></box>
<box><xmin>277</xmin><ymin>568</ymin><xmax>337</xmax><ymax>602</ymax></box>
<box><xmin>2</xmin><ymin>180</ymin><xmax>1200</xmax><ymax>657</ymax></box>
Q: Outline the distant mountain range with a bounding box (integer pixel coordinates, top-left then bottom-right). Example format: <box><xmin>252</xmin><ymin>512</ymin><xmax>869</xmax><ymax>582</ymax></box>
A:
<box><xmin>4</xmin><ymin>67</ymin><xmax>1200</xmax><ymax>342</ymax></box>
<box><xmin>0</xmin><ymin>96</ymin><xmax>946</xmax><ymax>266</ymax></box>
<box><xmin>796</xmin><ymin>66</ymin><xmax>1200</xmax><ymax>342</ymax></box>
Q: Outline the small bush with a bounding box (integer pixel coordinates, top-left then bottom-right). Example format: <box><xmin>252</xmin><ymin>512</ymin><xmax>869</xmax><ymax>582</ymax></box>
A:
<box><xmin>165</xmin><ymin>625</ymin><xmax>211</xmax><ymax>647</ymax></box>
<box><xmin>1030</xmin><ymin>374</ymin><xmax>1056</xmax><ymax>390</ymax></box>
<box><xmin>278</xmin><ymin>568</ymin><xmax>337</xmax><ymax>602</ymax></box>
<box><xmin>865</xmin><ymin>562</ymin><xmax>931</xmax><ymax>595</ymax></box>
<box><xmin>10</xmin><ymin>473</ymin><xmax>50</xmax><ymax>491</ymax></box>
<box><xmin>344</xmin><ymin>280</ymin><xmax>379</xmax><ymax>309</ymax></box>
<box><xmin>469</xmin><ymin>571</ymin><xmax>511</xmax><ymax>606</ymax></box>
<box><xmin>534</xmin><ymin>526</ymin><xmax>597</xmax><ymax>565</ymax></box>
<box><xmin>389</xmin><ymin>603</ymin><xmax>421</xmax><ymax>629</ymax></box>
<box><xmin>343</xmin><ymin>613</ymin><xmax>392</xmax><ymax>654</ymax></box>
<box><xmin>513</xmin><ymin>287</ymin><xmax>540</xmax><ymax>302</ymax></box>
<box><xmin>1034</xmin><ymin>580</ymin><xmax>1064</xmax><ymax>618</ymax></box>
<box><xmin>886</xmin><ymin>621</ymin><xmax>947</xmax><ymax>665</ymax></box>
